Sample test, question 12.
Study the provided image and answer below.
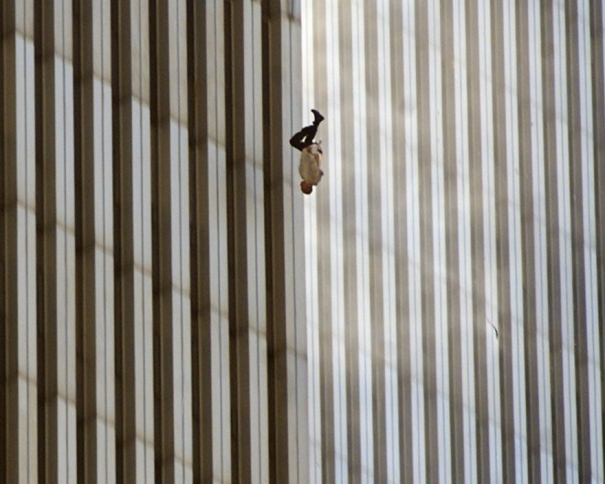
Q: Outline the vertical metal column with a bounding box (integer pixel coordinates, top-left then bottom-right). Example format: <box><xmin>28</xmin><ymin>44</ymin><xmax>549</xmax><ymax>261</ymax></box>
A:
<box><xmin>0</xmin><ymin>0</ymin><xmax>19</xmax><ymax>479</ymax></box>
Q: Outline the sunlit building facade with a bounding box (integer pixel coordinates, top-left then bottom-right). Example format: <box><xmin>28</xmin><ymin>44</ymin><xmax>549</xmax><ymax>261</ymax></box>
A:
<box><xmin>1</xmin><ymin>0</ymin><xmax>604</xmax><ymax>483</ymax></box>
<box><xmin>303</xmin><ymin>0</ymin><xmax>604</xmax><ymax>482</ymax></box>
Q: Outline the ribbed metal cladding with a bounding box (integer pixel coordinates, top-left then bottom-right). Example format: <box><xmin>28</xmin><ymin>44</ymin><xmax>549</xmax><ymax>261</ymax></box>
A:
<box><xmin>304</xmin><ymin>0</ymin><xmax>604</xmax><ymax>482</ymax></box>
<box><xmin>1</xmin><ymin>0</ymin><xmax>307</xmax><ymax>482</ymax></box>
<box><xmin>1</xmin><ymin>0</ymin><xmax>605</xmax><ymax>482</ymax></box>
<box><xmin>1</xmin><ymin>0</ymin><xmax>19</xmax><ymax>482</ymax></box>
<box><xmin>592</xmin><ymin>0</ymin><xmax>605</xmax><ymax>480</ymax></box>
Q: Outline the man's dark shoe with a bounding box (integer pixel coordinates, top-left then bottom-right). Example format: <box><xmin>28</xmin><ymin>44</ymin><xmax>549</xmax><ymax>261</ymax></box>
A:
<box><xmin>311</xmin><ymin>109</ymin><xmax>325</xmax><ymax>126</ymax></box>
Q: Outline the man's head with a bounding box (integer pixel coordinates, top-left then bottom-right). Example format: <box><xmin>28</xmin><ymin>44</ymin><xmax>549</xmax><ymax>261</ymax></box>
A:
<box><xmin>300</xmin><ymin>180</ymin><xmax>313</xmax><ymax>194</ymax></box>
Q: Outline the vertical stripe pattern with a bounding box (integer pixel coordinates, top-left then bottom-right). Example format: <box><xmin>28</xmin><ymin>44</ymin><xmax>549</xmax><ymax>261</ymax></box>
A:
<box><xmin>2</xmin><ymin>0</ymin><xmax>308</xmax><ymax>482</ymax></box>
<box><xmin>1</xmin><ymin>0</ymin><xmax>604</xmax><ymax>482</ymax></box>
<box><xmin>304</xmin><ymin>0</ymin><xmax>605</xmax><ymax>482</ymax></box>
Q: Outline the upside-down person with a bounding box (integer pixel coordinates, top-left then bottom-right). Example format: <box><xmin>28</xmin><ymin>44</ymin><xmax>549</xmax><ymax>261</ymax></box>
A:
<box><xmin>290</xmin><ymin>109</ymin><xmax>325</xmax><ymax>195</ymax></box>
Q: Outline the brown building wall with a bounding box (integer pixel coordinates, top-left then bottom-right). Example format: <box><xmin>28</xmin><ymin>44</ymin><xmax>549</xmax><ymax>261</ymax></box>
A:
<box><xmin>1</xmin><ymin>0</ymin><xmax>307</xmax><ymax>482</ymax></box>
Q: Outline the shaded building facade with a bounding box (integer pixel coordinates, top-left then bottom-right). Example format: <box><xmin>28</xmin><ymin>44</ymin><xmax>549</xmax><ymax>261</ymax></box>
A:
<box><xmin>2</xmin><ymin>0</ymin><xmax>307</xmax><ymax>482</ymax></box>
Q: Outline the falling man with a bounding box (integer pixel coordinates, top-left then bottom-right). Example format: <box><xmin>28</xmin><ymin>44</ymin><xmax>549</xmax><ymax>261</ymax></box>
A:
<box><xmin>289</xmin><ymin>109</ymin><xmax>325</xmax><ymax>195</ymax></box>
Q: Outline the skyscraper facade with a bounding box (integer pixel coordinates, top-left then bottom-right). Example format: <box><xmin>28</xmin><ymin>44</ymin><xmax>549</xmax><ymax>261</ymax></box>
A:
<box><xmin>2</xmin><ymin>1</ymin><xmax>307</xmax><ymax>482</ymax></box>
<box><xmin>303</xmin><ymin>0</ymin><xmax>604</xmax><ymax>482</ymax></box>
<box><xmin>1</xmin><ymin>0</ymin><xmax>604</xmax><ymax>483</ymax></box>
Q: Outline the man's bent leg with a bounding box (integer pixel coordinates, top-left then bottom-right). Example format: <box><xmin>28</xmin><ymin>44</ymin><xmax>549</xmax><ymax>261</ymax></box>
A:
<box><xmin>290</xmin><ymin>124</ymin><xmax>317</xmax><ymax>150</ymax></box>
